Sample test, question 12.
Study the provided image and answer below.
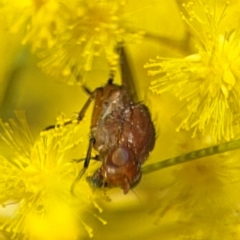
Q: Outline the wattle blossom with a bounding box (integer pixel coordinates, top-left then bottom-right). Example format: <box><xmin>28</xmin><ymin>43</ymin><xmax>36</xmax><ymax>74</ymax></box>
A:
<box><xmin>1</xmin><ymin>0</ymin><xmax>240</xmax><ymax>239</ymax></box>
<box><xmin>0</xmin><ymin>0</ymin><xmax>144</xmax><ymax>84</ymax></box>
<box><xmin>0</xmin><ymin>112</ymin><xmax>106</xmax><ymax>239</ymax></box>
<box><xmin>145</xmin><ymin>1</ymin><xmax>240</xmax><ymax>141</ymax></box>
<box><xmin>150</xmin><ymin>134</ymin><xmax>240</xmax><ymax>239</ymax></box>
<box><xmin>38</xmin><ymin>0</ymin><xmax>144</xmax><ymax>84</ymax></box>
<box><xmin>0</xmin><ymin>0</ymin><xmax>66</xmax><ymax>51</ymax></box>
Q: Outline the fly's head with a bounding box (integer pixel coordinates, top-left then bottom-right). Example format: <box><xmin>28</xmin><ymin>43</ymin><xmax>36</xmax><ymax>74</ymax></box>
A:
<box><xmin>88</xmin><ymin>146</ymin><xmax>141</xmax><ymax>194</ymax></box>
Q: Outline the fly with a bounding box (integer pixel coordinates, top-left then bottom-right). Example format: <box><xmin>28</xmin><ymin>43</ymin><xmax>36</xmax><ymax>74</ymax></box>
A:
<box><xmin>80</xmin><ymin>78</ymin><xmax>155</xmax><ymax>194</ymax></box>
<box><xmin>46</xmin><ymin>47</ymin><xmax>156</xmax><ymax>194</ymax></box>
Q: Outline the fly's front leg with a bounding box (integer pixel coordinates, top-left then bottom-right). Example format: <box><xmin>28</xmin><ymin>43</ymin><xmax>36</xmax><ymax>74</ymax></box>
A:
<box><xmin>72</xmin><ymin>155</ymin><xmax>100</xmax><ymax>162</ymax></box>
<box><xmin>71</xmin><ymin>136</ymin><xmax>95</xmax><ymax>195</ymax></box>
<box><xmin>71</xmin><ymin>86</ymin><xmax>106</xmax><ymax>194</ymax></box>
<box><xmin>44</xmin><ymin>86</ymin><xmax>96</xmax><ymax>131</ymax></box>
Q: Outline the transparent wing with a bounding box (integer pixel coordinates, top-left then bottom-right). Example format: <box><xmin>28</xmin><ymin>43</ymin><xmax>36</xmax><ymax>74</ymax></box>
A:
<box><xmin>118</xmin><ymin>46</ymin><xmax>139</xmax><ymax>103</ymax></box>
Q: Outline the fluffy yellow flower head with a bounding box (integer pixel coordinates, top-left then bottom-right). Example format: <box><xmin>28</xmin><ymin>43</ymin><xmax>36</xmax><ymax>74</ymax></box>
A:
<box><xmin>1</xmin><ymin>0</ymin><xmax>143</xmax><ymax>84</ymax></box>
<box><xmin>37</xmin><ymin>0</ymin><xmax>144</xmax><ymax>84</ymax></box>
<box><xmin>145</xmin><ymin>1</ymin><xmax>240</xmax><ymax>141</ymax></box>
<box><xmin>152</xmin><ymin>135</ymin><xmax>240</xmax><ymax>239</ymax></box>
<box><xmin>0</xmin><ymin>0</ymin><xmax>65</xmax><ymax>51</ymax></box>
<box><xmin>0</xmin><ymin>112</ymin><xmax>105</xmax><ymax>239</ymax></box>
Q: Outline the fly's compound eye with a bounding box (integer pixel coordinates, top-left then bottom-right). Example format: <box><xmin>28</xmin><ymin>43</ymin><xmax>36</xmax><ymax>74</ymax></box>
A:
<box><xmin>111</xmin><ymin>147</ymin><xmax>129</xmax><ymax>166</ymax></box>
<box><xmin>105</xmin><ymin>146</ymin><xmax>137</xmax><ymax>176</ymax></box>
<box><xmin>89</xmin><ymin>147</ymin><xmax>141</xmax><ymax>193</ymax></box>
<box><xmin>107</xmin><ymin>146</ymin><xmax>136</xmax><ymax>170</ymax></box>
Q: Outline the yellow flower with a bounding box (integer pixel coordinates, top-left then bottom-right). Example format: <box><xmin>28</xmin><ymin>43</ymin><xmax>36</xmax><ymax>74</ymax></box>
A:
<box><xmin>0</xmin><ymin>112</ymin><xmax>105</xmax><ymax>239</ymax></box>
<box><xmin>0</xmin><ymin>0</ymin><xmax>65</xmax><ymax>51</ymax></box>
<box><xmin>37</xmin><ymin>0</ymin><xmax>144</xmax><ymax>85</ymax></box>
<box><xmin>151</xmin><ymin>138</ymin><xmax>240</xmax><ymax>239</ymax></box>
<box><xmin>145</xmin><ymin>1</ymin><xmax>240</xmax><ymax>141</ymax></box>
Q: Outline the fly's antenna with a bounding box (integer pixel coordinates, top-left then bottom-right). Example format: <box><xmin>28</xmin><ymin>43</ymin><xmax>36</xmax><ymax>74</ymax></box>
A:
<box><xmin>142</xmin><ymin>138</ymin><xmax>240</xmax><ymax>174</ymax></box>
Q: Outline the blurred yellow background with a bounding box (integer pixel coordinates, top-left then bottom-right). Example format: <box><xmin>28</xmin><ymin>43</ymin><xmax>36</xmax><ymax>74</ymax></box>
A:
<box><xmin>1</xmin><ymin>0</ymin><xmax>240</xmax><ymax>239</ymax></box>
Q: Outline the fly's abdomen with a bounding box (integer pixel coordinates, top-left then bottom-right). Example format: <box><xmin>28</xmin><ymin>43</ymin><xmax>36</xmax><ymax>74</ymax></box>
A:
<box><xmin>120</xmin><ymin>103</ymin><xmax>156</xmax><ymax>163</ymax></box>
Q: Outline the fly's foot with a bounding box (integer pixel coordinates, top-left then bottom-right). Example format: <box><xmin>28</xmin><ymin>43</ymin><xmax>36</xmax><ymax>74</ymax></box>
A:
<box><xmin>87</xmin><ymin>169</ymin><xmax>105</xmax><ymax>188</ymax></box>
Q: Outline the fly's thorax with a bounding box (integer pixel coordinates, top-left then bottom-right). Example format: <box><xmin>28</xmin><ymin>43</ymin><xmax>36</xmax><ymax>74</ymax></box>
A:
<box><xmin>85</xmin><ymin>81</ymin><xmax>155</xmax><ymax>194</ymax></box>
<box><xmin>101</xmin><ymin>84</ymin><xmax>133</xmax><ymax>119</ymax></box>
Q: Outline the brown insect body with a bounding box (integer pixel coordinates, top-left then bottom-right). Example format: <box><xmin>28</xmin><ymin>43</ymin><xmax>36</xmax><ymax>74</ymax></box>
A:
<box><xmin>46</xmin><ymin>48</ymin><xmax>156</xmax><ymax>194</ymax></box>
<box><xmin>88</xmin><ymin>80</ymin><xmax>155</xmax><ymax>193</ymax></box>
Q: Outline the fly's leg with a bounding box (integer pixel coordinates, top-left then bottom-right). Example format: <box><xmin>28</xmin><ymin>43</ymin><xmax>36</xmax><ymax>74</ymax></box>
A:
<box><xmin>45</xmin><ymin>76</ymin><xmax>114</xmax><ymax>130</ymax></box>
<box><xmin>72</xmin><ymin>155</ymin><xmax>100</xmax><ymax>162</ymax></box>
<box><xmin>70</xmin><ymin>84</ymin><xmax>109</xmax><ymax>194</ymax></box>
<box><xmin>87</xmin><ymin>169</ymin><xmax>104</xmax><ymax>188</ymax></box>
<box><xmin>44</xmin><ymin>86</ymin><xmax>100</xmax><ymax>195</ymax></box>
<box><xmin>71</xmin><ymin>136</ymin><xmax>95</xmax><ymax>195</ymax></box>
<box><xmin>44</xmin><ymin>86</ymin><xmax>95</xmax><ymax>131</ymax></box>
<box><xmin>44</xmin><ymin>76</ymin><xmax>117</xmax><ymax>195</ymax></box>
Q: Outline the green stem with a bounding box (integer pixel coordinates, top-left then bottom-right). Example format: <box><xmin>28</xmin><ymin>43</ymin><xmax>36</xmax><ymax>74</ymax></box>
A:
<box><xmin>0</xmin><ymin>47</ymin><xmax>29</xmax><ymax>120</ymax></box>
<box><xmin>142</xmin><ymin>138</ymin><xmax>240</xmax><ymax>174</ymax></box>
